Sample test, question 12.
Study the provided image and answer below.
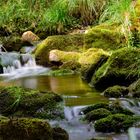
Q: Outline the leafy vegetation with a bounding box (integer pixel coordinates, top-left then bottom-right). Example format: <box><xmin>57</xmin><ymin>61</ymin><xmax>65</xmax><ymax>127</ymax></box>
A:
<box><xmin>1</xmin><ymin>0</ymin><xmax>136</xmax><ymax>35</ymax></box>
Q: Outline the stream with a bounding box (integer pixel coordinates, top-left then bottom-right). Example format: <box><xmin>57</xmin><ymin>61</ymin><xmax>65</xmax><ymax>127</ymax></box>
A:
<box><xmin>0</xmin><ymin>52</ymin><xmax>140</xmax><ymax>140</ymax></box>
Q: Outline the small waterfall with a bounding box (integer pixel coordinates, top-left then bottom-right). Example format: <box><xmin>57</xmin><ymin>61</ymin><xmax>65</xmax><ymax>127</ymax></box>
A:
<box><xmin>2</xmin><ymin>54</ymin><xmax>37</xmax><ymax>74</ymax></box>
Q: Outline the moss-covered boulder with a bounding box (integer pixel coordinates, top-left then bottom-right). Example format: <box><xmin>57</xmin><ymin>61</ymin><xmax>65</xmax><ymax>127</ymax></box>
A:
<box><xmin>0</xmin><ymin>117</ymin><xmax>69</xmax><ymax>140</ymax></box>
<box><xmin>35</xmin><ymin>34</ymin><xmax>84</xmax><ymax>66</ymax></box>
<box><xmin>85</xmin><ymin>108</ymin><xmax>111</xmax><ymax>122</ymax></box>
<box><xmin>94</xmin><ymin>114</ymin><xmax>138</xmax><ymax>133</ymax></box>
<box><xmin>80</xmin><ymin>48</ymin><xmax>109</xmax><ymax>82</ymax></box>
<box><xmin>0</xmin><ymin>86</ymin><xmax>63</xmax><ymax>119</ymax></box>
<box><xmin>91</xmin><ymin>47</ymin><xmax>140</xmax><ymax>90</ymax></box>
<box><xmin>0</xmin><ymin>118</ymin><xmax>53</xmax><ymax>140</ymax></box>
<box><xmin>103</xmin><ymin>85</ymin><xmax>129</xmax><ymax>98</ymax></box>
<box><xmin>129</xmin><ymin>79</ymin><xmax>140</xmax><ymax>97</ymax></box>
<box><xmin>85</xmin><ymin>24</ymin><xmax>126</xmax><ymax>51</ymax></box>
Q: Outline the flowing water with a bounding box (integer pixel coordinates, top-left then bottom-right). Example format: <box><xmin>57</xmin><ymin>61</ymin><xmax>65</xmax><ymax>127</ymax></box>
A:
<box><xmin>0</xmin><ymin>52</ymin><xmax>140</xmax><ymax>140</ymax></box>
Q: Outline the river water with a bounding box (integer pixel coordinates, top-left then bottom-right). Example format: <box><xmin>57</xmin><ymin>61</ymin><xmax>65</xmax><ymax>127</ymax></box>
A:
<box><xmin>0</xmin><ymin>61</ymin><xmax>140</xmax><ymax>140</ymax></box>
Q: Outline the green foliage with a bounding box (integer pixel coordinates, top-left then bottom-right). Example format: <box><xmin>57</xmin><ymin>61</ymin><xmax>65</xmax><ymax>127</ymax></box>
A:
<box><xmin>99</xmin><ymin>0</ymin><xmax>135</xmax><ymax>23</ymax></box>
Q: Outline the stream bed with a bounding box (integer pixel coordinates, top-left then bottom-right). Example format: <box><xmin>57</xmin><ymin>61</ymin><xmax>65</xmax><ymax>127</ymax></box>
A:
<box><xmin>0</xmin><ymin>68</ymin><xmax>140</xmax><ymax>140</ymax></box>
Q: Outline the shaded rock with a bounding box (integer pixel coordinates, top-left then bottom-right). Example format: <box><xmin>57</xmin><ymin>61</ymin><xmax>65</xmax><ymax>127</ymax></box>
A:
<box><xmin>0</xmin><ymin>117</ymin><xmax>53</xmax><ymax>140</ymax></box>
<box><xmin>35</xmin><ymin>34</ymin><xmax>84</xmax><ymax>66</ymax></box>
<box><xmin>94</xmin><ymin>114</ymin><xmax>138</xmax><ymax>133</ymax></box>
<box><xmin>85</xmin><ymin>108</ymin><xmax>111</xmax><ymax>122</ymax></box>
<box><xmin>0</xmin><ymin>86</ymin><xmax>63</xmax><ymax>119</ymax></box>
<box><xmin>129</xmin><ymin>79</ymin><xmax>140</xmax><ymax>97</ymax></box>
<box><xmin>91</xmin><ymin>47</ymin><xmax>140</xmax><ymax>90</ymax></box>
<box><xmin>53</xmin><ymin>127</ymin><xmax>69</xmax><ymax>140</ymax></box>
<box><xmin>1</xmin><ymin>36</ymin><xmax>32</xmax><ymax>52</ymax></box>
<box><xmin>21</xmin><ymin>31</ymin><xmax>40</xmax><ymax>44</ymax></box>
<box><xmin>104</xmin><ymin>85</ymin><xmax>129</xmax><ymax>98</ymax></box>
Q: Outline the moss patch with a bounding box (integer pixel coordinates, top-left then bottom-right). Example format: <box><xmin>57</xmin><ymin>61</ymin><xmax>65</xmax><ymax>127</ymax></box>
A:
<box><xmin>91</xmin><ymin>47</ymin><xmax>140</xmax><ymax>90</ymax></box>
<box><xmin>0</xmin><ymin>86</ymin><xmax>63</xmax><ymax>119</ymax></box>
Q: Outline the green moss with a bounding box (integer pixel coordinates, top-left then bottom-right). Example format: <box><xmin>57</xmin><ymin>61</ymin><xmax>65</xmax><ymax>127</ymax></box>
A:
<box><xmin>91</xmin><ymin>47</ymin><xmax>140</xmax><ymax>90</ymax></box>
<box><xmin>85</xmin><ymin>24</ymin><xmax>126</xmax><ymax>51</ymax></box>
<box><xmin>0</xmin><ymin>117</ymin><xmax>53</xmax><ymax>140</ymax></box>
<box><xmin>35</xmin><ymin>34</ymin><xmax>84</xmax><ymax>66</ymax></box>
<box><xmin>104</xmin><ymin>85</ymin><xmax>129</xmax><ymax>98</ymax></box>
<box><xmin>0</xmin><ymin>86</ymin><xmax>63</xmax><ymax>119</ymax></box>
<box><xmin>85</xmin><ymin>108</ymin><xmax>111</xmax><ymax>122</ymax></box>
<box><xmin>94</xmin><ymin>114</ymin><xmax>138</xmax><ymax>133</ymax></box>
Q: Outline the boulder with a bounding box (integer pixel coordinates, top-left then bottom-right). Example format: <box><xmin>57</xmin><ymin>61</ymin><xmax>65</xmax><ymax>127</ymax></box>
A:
<box><xmin>91</xmin><ymin>47</ymin><xmax>140</xmax><ymax>90</ymax></box>
<box><xmin>35</xmin><ymin>34</ymin><xmax>84</xmax><ymax>66</ymax></box>
<box><xmin>0</xmin><ymin>117</ymin><xmax>69</xmax><ymax>140</ymax></box>
<box><xmin>103</xmin><ymin>85</ymin><xmax>129</xmax><ymax>98</ymax></box>
<box><xmin>49</xmin><ymin>50</ymin><xmax>80</xmax><ymax>63</ymax></box>
<box><xmin>0</xmin><ymin>117</ymin><xmax>53</xmax><ymax>140</ymax></box>
<box><xmin>21</xmin><ymin>31</ymin><xmax>40</xmax><ymax>43</ymax></box>
<box><xmin>0</xmin><ymin>86</ymin><xmax>63</xmax><ymax>119</ymax></box>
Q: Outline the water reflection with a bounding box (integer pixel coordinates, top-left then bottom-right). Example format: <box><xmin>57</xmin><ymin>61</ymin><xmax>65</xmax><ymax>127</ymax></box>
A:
<box><xmin>0</xmin><ymin>75</ymin><xmax>107</xmax><ymax>106</ymax></box>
